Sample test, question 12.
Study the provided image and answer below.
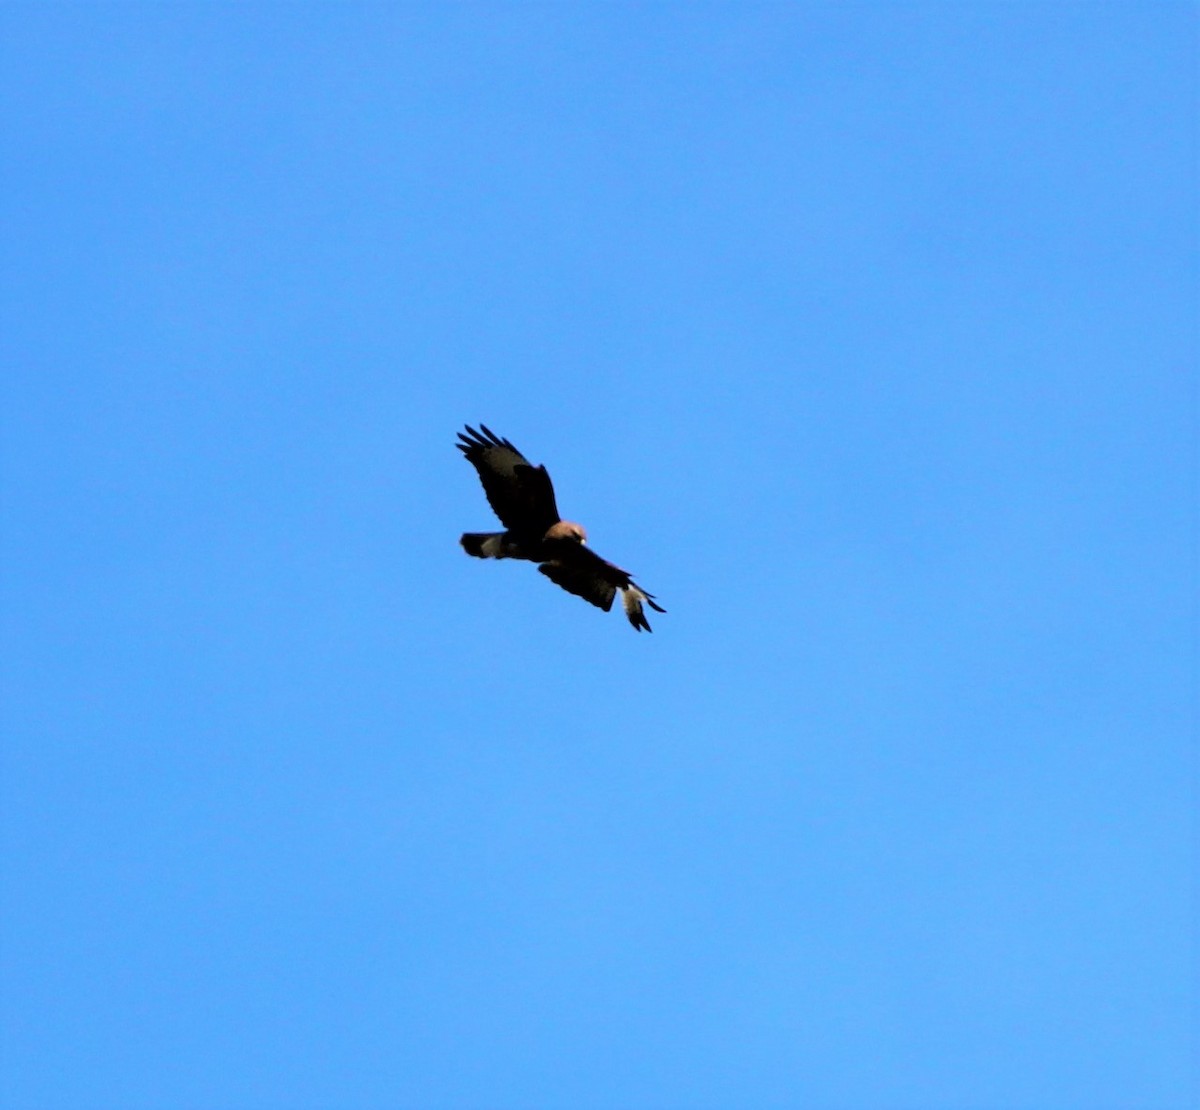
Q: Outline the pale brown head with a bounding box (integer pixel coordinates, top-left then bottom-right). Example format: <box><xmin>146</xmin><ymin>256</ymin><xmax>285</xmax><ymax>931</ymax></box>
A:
<box><xmin>544</xmin><ymin>520</ymin><xmax>587</xmax><ymax>545</ymax></box>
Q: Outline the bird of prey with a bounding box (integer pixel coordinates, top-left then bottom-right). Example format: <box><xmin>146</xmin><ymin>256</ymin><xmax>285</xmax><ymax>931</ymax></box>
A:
<box><xmin>456</xmin><ymin>424</ymin><xmax>665</xmax><ymax>632</ymax></box>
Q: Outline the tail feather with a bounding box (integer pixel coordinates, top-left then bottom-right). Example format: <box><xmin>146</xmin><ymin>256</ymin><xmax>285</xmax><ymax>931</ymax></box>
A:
<box><xmin>460</xmin><ymin>532</ymin><xmax>508</xmax><ymax>559</ymax></box>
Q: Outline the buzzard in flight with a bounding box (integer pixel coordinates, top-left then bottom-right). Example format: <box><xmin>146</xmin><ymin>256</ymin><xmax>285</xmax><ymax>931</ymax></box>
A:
<box><xmin>456</xmin><ymin>424</ymin><xmax>665</xmax><ymax>632</ymax></box>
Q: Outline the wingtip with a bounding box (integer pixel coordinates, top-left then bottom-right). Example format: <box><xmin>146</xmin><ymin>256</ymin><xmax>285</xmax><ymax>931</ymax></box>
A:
<box><xmin>632</xmin><ymin>583</ymin><xmax>666</xmax><ymax>616</ymax></box>
<box><xmin>457</xmin><ymin>423</ymin><xmax>517</xmax><ymax>454</ymax></box>
<box><xmin>622</xmin><ymin>585</ymin><xmax>662</xmax><ymax>632</ymax></box>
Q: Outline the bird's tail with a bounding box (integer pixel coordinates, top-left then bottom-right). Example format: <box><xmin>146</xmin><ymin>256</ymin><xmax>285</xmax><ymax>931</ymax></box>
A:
<box><xmin>460</xmin><ymin>532</ymin><xmax>509</xmax><ymax>559</ymax></box>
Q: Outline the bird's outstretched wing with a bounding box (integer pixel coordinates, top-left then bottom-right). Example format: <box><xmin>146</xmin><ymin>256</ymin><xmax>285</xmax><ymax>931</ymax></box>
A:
<box><xmin>456</xmin><ymin>425</ymin><xmax>561</xmax><ymax>536</ymax></box>
<box><xmin>538</xmin><ymin>544</ymin><xmax>666</xmax><ymax>632</ymax></box>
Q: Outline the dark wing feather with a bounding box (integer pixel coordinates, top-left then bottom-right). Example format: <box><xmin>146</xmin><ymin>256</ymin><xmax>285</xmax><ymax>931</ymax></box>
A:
<box><xmin>538</xmin><ymin>549</ymin><xmax>620</xmax><ymax>612</ymax></box>
<box><xmin>538</xmin><ymin>544</ymin><xmax>666</xmax><ymax>632</ymax></box>
<box><xmin>456</xmin><ymin>424</ymin><xmax>561</xmax><ymax>535</ymax></box>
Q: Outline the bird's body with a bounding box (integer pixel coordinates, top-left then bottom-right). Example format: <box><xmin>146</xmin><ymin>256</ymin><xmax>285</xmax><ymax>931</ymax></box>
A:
<box><xmin>456</xmin><ymin>424</ymin><xmax>665</xmax><ymax>631</ymax></box>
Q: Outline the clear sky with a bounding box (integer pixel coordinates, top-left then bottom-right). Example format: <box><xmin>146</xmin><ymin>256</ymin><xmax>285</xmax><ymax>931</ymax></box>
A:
<box><xmin>1</xmin><ymin>5</ymin><xmax>1195</xmax><ymax>1109</ymax></box>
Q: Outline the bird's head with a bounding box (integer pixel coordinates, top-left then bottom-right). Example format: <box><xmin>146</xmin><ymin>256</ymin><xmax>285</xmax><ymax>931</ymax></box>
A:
<box><xmin>545</xmin><ymin>520</ymin><xmax>588</xmax><ymax>545</ymax></box>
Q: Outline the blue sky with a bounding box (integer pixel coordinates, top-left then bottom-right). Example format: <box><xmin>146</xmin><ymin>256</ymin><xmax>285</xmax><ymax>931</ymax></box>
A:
<box><xmin>1</xmin><ymin>5</ymin><xmax>1195</xmax><ymax>1109</ymax></box>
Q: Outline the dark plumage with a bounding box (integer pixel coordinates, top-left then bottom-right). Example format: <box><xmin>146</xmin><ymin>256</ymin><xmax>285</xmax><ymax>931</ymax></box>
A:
<box><xmin>456</xmin><ymin>424</ymin><xmax>665</xmax><ymax>632</ymax></box>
